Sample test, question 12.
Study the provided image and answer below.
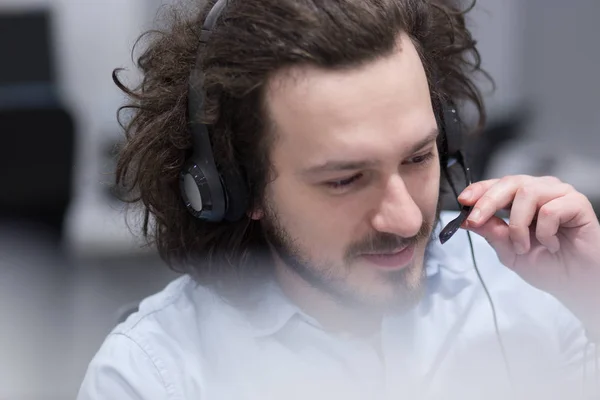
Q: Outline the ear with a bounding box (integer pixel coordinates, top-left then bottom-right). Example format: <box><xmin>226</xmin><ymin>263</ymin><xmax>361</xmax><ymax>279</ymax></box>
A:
<box><xmin>248</xmin><ymin>208</ymin><xmax>264</xmax><ymax>220</ymax></box>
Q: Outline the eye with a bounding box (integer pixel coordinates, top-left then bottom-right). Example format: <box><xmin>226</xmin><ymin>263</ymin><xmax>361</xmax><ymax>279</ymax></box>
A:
<box><xmin>407</xmin><ymin>152</ymin><xmax>435</xmax><ymax>165</ymax></box>
<box><xmin>325</xmin><ymin>173</ymin><xmax>363</xmax><ymax>190</ymax></box>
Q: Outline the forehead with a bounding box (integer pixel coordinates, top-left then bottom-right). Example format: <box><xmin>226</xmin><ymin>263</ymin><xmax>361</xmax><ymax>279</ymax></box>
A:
<box><xmin>264</xmin><ymin>32</ymin><xmax>436</xmax><ymax>170</ymax></box>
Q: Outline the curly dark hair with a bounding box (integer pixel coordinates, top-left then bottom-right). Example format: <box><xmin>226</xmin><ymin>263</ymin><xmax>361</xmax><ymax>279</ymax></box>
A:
<box><xmin>113</xmin><ymin>0</ymin><xmax>489</xmax><ymax>287</ymax></box>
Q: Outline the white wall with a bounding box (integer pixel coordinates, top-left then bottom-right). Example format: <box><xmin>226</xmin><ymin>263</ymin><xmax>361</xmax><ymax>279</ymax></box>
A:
<box><xmin>522</xmin><ymin>0</ymin><xmax>600</xmax><ymax>157</ymax></box>
<box><xmin>468</xmin><ymin>0</ymin><xmax>525</xmax><ymax>122</ymax></box>
<box><xmin>488</xmin><ymin>0</ymin><xmax>600</xmax><ymax>202</ymax></box>
<box><xmin>53</xmin><ymin>0</ymin><xmax>152</xmax><ymax>256</ymax></box>
<box><xmin>0</xmin><ymin>0</ymin><xmax>155</xmax><ymax>256</ymax></box>
<box><xmin>1</xmin><ymin>0</ymin><xmax>150</xmax><ymax>252</ymax></box>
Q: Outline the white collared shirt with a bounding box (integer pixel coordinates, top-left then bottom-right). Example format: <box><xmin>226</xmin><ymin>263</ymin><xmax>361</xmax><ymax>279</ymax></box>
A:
<box><xmin>77</xmin><ymin>211</ymin><xmax>598</xmax><ymax>400</ymax></box>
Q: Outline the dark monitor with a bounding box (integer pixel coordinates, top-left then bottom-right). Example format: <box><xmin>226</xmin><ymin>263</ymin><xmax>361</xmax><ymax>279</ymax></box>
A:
<box><xmin>0</xmin><ymin>10</ymin><xmax>54</xmax><ymax>85</ymax></box>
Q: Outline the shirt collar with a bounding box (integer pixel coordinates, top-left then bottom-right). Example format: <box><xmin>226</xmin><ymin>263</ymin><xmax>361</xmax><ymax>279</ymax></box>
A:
<box><xmin>244</xmin><ymin>278</ymin><xmax>315</xmax><ymax>337</ymax></box>
<box><xmin>244</xmin><ymin>211</ymin><xmax>473</xmax><ymax>338</ymax></box>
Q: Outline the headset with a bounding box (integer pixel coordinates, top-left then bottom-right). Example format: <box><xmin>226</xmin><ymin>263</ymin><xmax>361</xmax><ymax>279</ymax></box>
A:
<box><xmin>180</xmin><ymin>0</ymin><xmax>248</xmax><ymax>222</ymax></box>
<box><xmin>179</xmin><ymin>0</ymin><xmax>513</xmax><ymax>386</ymax></box>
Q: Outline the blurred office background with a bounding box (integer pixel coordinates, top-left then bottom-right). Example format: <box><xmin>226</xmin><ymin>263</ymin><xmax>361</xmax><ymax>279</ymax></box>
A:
<box><xmin>0</xmin><ymin>0</ymin><xmax>598</xmax><ymax>398</ymax></box>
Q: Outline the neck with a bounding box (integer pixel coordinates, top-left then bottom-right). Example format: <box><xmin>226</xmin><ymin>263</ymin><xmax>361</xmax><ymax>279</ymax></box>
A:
<box><xmin>273</xmin><ymin>258</ymin><xmax>383</xmax><ymax>338</ymax></box>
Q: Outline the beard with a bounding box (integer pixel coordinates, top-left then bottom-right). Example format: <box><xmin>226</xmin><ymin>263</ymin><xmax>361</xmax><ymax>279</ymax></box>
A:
<box><xmin>262</xmin><ymin>201</ymin><xmax>442</xmax><ymax>314</ymax></box>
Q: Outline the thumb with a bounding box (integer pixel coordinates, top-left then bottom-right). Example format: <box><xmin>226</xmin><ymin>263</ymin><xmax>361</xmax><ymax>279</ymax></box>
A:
<box><xmin>464</xmin><ymin>216</ymin><xmax>517</xmax><ymax>267</ymax></box>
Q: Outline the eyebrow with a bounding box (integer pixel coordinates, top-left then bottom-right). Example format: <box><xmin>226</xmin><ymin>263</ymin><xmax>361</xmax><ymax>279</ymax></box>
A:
<box><xmin>301</xmin><ymin>128</ymin><xmax>439</xmax><ymax>175</ymax></box>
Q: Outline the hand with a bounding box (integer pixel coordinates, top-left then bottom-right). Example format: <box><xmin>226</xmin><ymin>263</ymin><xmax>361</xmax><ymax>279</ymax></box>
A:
<box><xmin>458</xmin><ymin>175</ymin><xmax>600</xmax><ymax>330</ymax></box>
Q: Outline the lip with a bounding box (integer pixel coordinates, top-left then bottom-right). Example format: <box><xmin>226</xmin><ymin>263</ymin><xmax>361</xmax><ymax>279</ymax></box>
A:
<box><xmin>360</xmin><ymin>244</ymin><xmax>415</xmax><ymax>269</ymax></box>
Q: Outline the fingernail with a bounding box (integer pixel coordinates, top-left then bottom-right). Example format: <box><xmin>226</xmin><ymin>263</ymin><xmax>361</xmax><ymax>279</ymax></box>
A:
<box><xmin>459</xmin><ymin>189</ymin><xmax>472</xmax><ymax>201</ymax></box>
<box><xmin>468</xmin><ymin>208</ymin><xmax>481</xmax><ymax>223</ymax></box>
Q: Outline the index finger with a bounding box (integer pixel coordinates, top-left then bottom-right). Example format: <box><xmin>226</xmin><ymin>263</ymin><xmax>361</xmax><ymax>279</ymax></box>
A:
<box><xmin>457</xmin><ymin>178</ymin><xmax>500</xmax><ymax>205</ymax></box>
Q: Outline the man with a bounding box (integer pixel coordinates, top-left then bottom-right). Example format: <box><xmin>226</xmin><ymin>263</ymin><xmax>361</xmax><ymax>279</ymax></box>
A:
<box><xmin>78</xmin><ymin>0</ymin><xmax>600</xmax><ymax>399</ymax></box>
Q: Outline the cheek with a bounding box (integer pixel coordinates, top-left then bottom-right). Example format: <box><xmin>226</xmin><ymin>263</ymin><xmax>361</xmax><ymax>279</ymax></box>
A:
<box><xmin>268</xmin><ymin>178</ymin><xmax>350</xmax><ymax>256</ymax></box>
<box><xmin>406</xmin><ymin>162</ymin><xmax>441</xmax><ymax>212</ymax></box>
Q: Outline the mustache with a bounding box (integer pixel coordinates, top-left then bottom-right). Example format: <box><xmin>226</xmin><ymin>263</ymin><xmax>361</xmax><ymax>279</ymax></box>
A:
<box><xmin>346</xmin><ymin>222</ymin><xmax>432</xmax><ymax>258</ymax></box>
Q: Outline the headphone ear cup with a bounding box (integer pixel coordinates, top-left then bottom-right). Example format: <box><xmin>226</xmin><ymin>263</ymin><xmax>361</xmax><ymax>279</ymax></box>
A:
<box><xmin>435</xmin><ymin>102</ymin><xmax>462</xmax><ymax>158</ymax></box>
<box><xmin>436</xmin><ymin>102</ymin><xmax>464</xmax><ymax>200</ymax></box>
<box><xmin>443</xmin><ymin>106</ymin><xmax>462</xmax><ymax>157</ymax></box>
<box><xmin>221</xmin><ymin>168</ymin><xmax>249</xmax><ymax>222</ymax></box>
<box><xmin>180</xmin><ymin>157</ymin><xmax>227</xmax><ymax>221</ymax></box>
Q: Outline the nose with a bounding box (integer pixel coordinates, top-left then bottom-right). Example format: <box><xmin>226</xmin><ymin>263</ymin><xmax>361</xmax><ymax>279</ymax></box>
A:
<box><xmin>370</xmin><ymin>174</ymin><xmax>423</xmax><ymax>238</ymax></box>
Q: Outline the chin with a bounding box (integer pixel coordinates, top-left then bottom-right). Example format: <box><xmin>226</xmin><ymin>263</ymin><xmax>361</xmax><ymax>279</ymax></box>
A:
<box><xmin>344</xmin><ymin>259</ymin><xmax>427</xmax><ymax>312</ymax></box>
